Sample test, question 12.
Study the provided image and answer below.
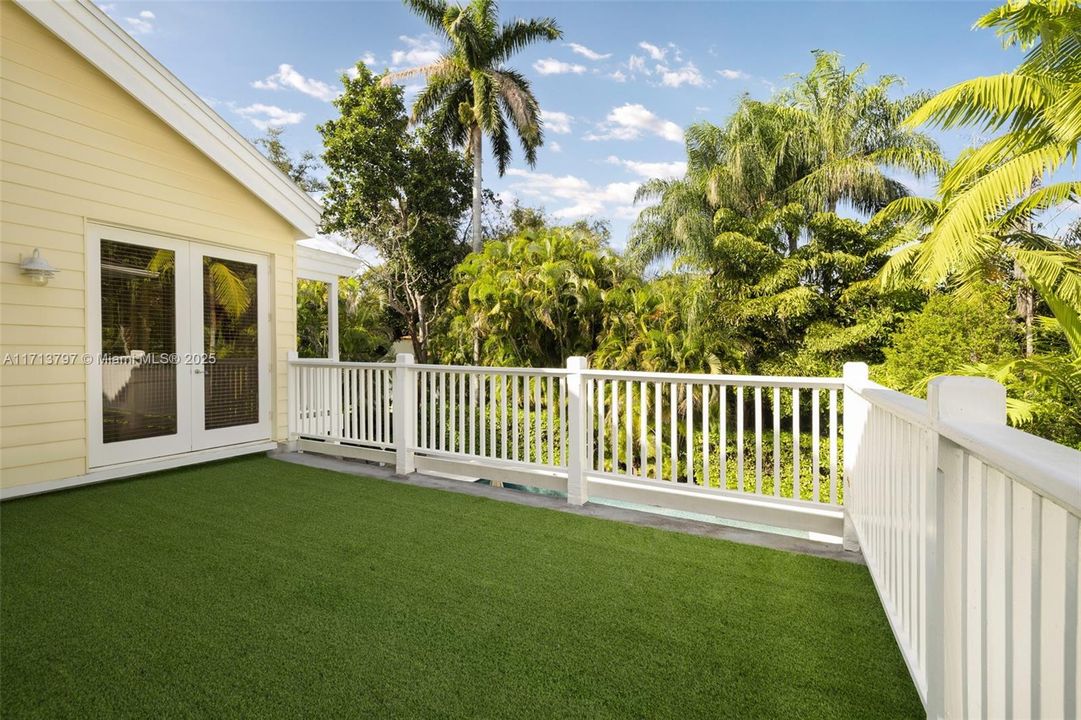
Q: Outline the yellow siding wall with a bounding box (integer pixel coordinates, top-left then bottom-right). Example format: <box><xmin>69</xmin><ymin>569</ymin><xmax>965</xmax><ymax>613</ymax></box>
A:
<box><xmin>0</xmin><ymin>1</ymin><xmax>299</xmax><ymax>489</ymax></box>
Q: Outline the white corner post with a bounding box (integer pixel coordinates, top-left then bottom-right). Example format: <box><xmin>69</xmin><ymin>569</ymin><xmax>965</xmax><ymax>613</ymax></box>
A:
<box><xmin>925</xmin><ymin>375</ymin><xmax>1006</xmax><ymax>720</ymax></box>
<box><xmin>566</xmin><ymin>356</ymin><xmax>589</xmax><ymax>505</ymax></box>
<box><xmin>286</xmin><ymin>350</ymin><xmax>299</xmax><ymax>451</ymax></box>
<box><xmin>393</xmin><ymin>353</ymin><xmax>416</xmax><ymax>475</ymax></box>
<box><xmin>841</xmin><ymin>361</ymin><xmax>869</xmax><ymax>552</ymax></box>
<box><xmin>328</xmin><ymin>277</ymin><xmax>340</xmax><ymax>361</ymax></box>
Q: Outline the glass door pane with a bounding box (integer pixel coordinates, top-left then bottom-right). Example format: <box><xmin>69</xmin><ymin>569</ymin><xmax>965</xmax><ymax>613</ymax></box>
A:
<box><xmin>202</xmin><ymin>256</ymin><xmax>259</xmax><ymax>429</ymax></box>
<box><xmin>100</xmin><ymin>240</ymin><xmax>177</xmax><ymax>443</ymax></box>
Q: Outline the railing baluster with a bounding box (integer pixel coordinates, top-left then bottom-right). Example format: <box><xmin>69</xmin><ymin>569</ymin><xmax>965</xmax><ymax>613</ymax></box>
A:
<box><xmin>501</xmin><ymin>375</ymin><xmax>508</xmax><ymax>460</ymax></box>
<box><xmin>636</xmin><ymin>381</ymin><xmax>645</xmax><ymax>479</ymax></box>
<box><xmin>829</xmin><ymin>388</ymin><xmax>838</xmax><ymax>504</ymax></box>
<box><xmin>458</xmin><ymin>372</ymin><xmax>466</xmax><ymax>454</ymax></box>
<box><xmin>791</xmin><ymin>387</ymin><xmax>800</xmax><ymax>500</ymax></box>
<box><xmin>685</xmin><ymin>383</ymin><xmax>693</xmax><ymax>486</ymax></box>
<box><xmin>651</xmin><ymin>382</ymin><xmax>660</xmax><ymax>481</ymax></box>
<box><xmin>384</xmin><ymin>369</ymin><xmax>392</xmax><ymax>445</ymax></box>
<box><xmin>736</xmin><ymin>385</ymin><xmax>744</xmax><ymax>492</ymax></box>
<box><xmin>773</xmin><ymin>386</ymin><xmax>781</xmax><ymax>497</ymax></box>
<box><xmin>624</xmin><ymin>380</ymin><xmax>633</xmax><ymax>475</ymax></box>
<box><xmin>597</xmin><ymin>379</ymin><xmax>606</xmax><ymax>472</ymax></box>
<box><xmin>534</xmin><ymin>376</ymin><xmax>542</xmax><ymax>464</ymax></box>
<box><xmin>720</xmin><ymin>385</ymin><xmax>727</xmax><ymax>490</ymax></box>
<box><xmin>611</xmin><ymin>380</ymin><xmax>620</xmax><ymax>473</ymax></box>
<box><xmin>511</xmin><ymin>375</ymin><xmax>519</xmax><ymax>462</ymax></box>
<box><xmin>548</xmin><ymin>375</ymin><xmax>555</xmax><ymax>465</ymax></box>
<box><xmin>754</xmin><ymin>386</ymin><xmax>762</xmax><ymax>495</ymax></box>
<box><xmin>702</xmin><ymin>384</ymin><xmax>710</xmax><ymax>488</ymax></box>
<box><xmin>669</xmin><ymin>382</ymin><xmax>677</xmax><ymax>483</ymax></box>
<box><xmin>812</xmin><ymin>388</ymin><xmax>821</xmax><ymax>502</ymax></box>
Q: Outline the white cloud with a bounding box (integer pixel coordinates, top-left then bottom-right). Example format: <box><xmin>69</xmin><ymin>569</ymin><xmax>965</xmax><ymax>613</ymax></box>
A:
<box><xmin>566</xmin><ymin>42</ymin><xmax>611</xmax><ymax>61</ymax></box>
<box><xmin>533</xmin><ymin>58</ymin><xmax>586</xmax><ymax>75</ymax></box>
<box><xmin>234</xmin><ymin>103</ymin><xmax>305</xmax><ymax>131</ymax></box>
<box><xmin>550</xmin><ymin>141</ymin><xmax>563</xmax><ymax>153</ymax></box>
<box><xmin>253</xmin><ymin>64</ymin><xmax>337</xmax><ymax>102</ymax></box>
<box><xmin>718</xmin><ymin>69</ymin><xmax>750</xmax><ymax>80</ymax></box>
<box><xmin>124</xmin><ymin>9</ymin><xmax>155</xmax><ymax>34</ymax></box>
<box><xmin>657</xmin><ymin>62</ymin><xmax>706</xmax><ymax>88</ymax></box>
<box><xmin>585</xmin><ymin>103</ymin><xmax>683</xmax><ymax>144</ymax></box>
<box><xmin>607</xmin><ymin>156</ymin><xmax>687</xmax><ymax>180</ymax></box>
<box><xmin>609</xmin><ymin>70</ymin><xmax>627</xmax><ymax>83</ymax></box>
<box><xmin>505</xmin><ymin>168</ymin><xmax>640</xmax><ymax>221</ymax></box>
<box><xmin>97</xmin><ymin>3</ymin><xmax>116</xmax><ymax>12</ymax></box>
<box><xmin>542</xmin><ymin>110</ymin><xmax>573</xmax><ymax>134</ymax></box>
<box><xmin>360</xmin><ymin>52</ymin><xmax>378</xmax><ymax>66</ymax></box>
<box><xmin>391</xmin><ymin>35</ymin><xmax>442</xmax><ymax>66</ymax></box>
<box><xmin>638</xmin><ymin>41</ymin><xmax>667</xmax><ymax>61</ymax></box>
<box><xmin>627</xmin><ymin>55</ymin><xmax>650</xmax><ymax>76</ymax></box>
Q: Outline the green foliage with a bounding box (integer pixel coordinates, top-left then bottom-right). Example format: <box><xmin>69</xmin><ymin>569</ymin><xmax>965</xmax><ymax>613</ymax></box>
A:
<box><xmin>319</xmin><ymin>63</ymin><xmax>472</xmax><ymax>361</ymax></box>
<box><xmin>296</xmin><ymin>277</ymin><xmax>394</xmax><ymax>361</ymax></box>
<box><xmin>433</xmin><ymin>226</ymin><xmax>621</xmax><ymax>366</ymax></box>
<box><xmin>252</xmin><ymin>126</ymin><xmax>327</xmax><ymax>193</ymax></box>
<box><xmin>878</xmin><ymin>290</ymin><xmax>1020</xmax><ymax>395</ymax></box>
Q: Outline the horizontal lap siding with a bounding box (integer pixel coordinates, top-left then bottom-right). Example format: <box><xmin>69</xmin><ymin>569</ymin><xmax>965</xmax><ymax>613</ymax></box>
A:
<box><xmin>0</xmin><ymin>3</ymin><xmax>299</xmax><ymax>488</ymax></box>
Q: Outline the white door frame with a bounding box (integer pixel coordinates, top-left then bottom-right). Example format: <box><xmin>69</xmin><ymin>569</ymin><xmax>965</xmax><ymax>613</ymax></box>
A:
<box><xmin>87</xmin><ymin>224</ymin><xmax>272</xmax><ymax>468</ymax></box>
<box><xmin>87</xmin><ymin>224</ymin><xmax>193</xmax><ymax>467</ymax></box>
<box><xmin>189</xmin><ymin>243</ymin><xmax>271</xmax><ymax>450</ymax></box>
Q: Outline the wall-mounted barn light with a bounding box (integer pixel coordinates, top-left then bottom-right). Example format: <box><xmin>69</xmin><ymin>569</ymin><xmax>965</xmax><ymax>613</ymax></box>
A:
<box><xmin>19</xmin><ymin>249</ymin><xmax>58</xmax><ymax>286</ymax></box>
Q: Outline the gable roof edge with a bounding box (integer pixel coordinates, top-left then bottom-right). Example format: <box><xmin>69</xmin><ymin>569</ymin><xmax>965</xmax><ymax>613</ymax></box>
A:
<box><xmin>14</xmin><ymin>0</ymin><xmax>323</xmax><ymax>239</ymax></box>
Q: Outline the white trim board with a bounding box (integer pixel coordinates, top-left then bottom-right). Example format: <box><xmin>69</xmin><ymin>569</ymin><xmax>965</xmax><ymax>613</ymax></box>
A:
<box><xmin>0</xmin><ymin>441</ymin><xmax>278</xmax><ymax>501</ymax></box>
<box><xmin>13</xmin><ymin>0</ymin><xmax>322</xmax><ymax>239</ymax></box>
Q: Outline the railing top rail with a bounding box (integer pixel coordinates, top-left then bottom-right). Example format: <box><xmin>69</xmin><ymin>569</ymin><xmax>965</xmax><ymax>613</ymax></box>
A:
<box><xmin>289</xmin><ymin>358</ymin><xmax>393</xmax><ymax>368</ymax></box>
<box><xmin>939</xmin><ymin>418</ymin><xmax>1081</xmax><ymax>517</ymax></box>
<box><xmin>851</xmin><ymin>381</ymin><xmax>931</xmax><ymax>429</ymax></box>
<box><xmin>411</xmin><ymin>363</ymin><xmax>570</xmax><ymax>377</ymax></box>
<box><xmin>851</xmin><ymin>378</ymin><xmax>1081</xmax><ymax>517</ymax></box>
<box><xmin>581</xmin><ymin>368</ymin><xmax>843</xmax><ymax>389</ymax></box>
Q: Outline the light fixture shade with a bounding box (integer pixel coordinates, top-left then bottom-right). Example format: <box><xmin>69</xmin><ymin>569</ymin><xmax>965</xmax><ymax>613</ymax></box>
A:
<box><xmin>19</xmin><ymin>248</ymin><xmax>58</xmax><ymax>286</ymax></box>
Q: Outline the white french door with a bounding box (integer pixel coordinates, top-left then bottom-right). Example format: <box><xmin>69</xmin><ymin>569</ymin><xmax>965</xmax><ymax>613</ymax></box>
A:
<box><xmin>189</xmin><ymin>244</ymin><xmax>270</xmax><ymax>450</ymax></box>
<box><xmin>88</xmin><ymin>225</ymin><xmax>270</xmax><ymax>468</ymax></box>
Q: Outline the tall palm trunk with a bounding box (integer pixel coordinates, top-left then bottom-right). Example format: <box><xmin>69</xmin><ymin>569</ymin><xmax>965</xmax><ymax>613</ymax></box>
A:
<box><xmin>471</xmin><ymin>127</ymin><xmax>483</xmax><ymax>253</ymax></box>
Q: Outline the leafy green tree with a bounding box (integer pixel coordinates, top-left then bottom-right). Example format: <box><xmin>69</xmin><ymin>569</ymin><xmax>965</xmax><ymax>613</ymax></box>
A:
<box><xmin>878</xmin><ymin>288</ymin><xmax>1020</xmax><ymax>394</ymax></box>
<box><xmin>253</xmin><ymin>126</ymin><xmax>327</xmax><ymax>193</ymax></box>
<box><xmin>383</xmin><ymin>0</ymin><xmax>561</xmax><ymax>252</ymax></box>
<box><xmin>630</xmin><ymin>52</ymin><xmax>944</xmax><ymax>266</ymax></box>
<box><xmin>432</xmin><ymin>227</ymin><xmax>620</xmax><ymax>366</ymax></box>
<box><xmin>320</xmin><ymin>63</ymin><xmax>472</xmax><ymax>362</ymax></box>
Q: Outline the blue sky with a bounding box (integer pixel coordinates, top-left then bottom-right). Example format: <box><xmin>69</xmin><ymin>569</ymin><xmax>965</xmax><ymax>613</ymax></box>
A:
<box><xmin>99</xmin><ymin>1</ymin><xmax>1039</xmax><ymax>246</ymax></box>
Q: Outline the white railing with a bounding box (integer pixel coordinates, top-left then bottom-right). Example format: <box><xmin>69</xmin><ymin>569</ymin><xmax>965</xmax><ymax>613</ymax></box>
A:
<box><xmin>288</xmin><ymin>354</ymin><xmax>845</xmax><ymax>534</ymax></box>
<box><xmin>843</xmin><ymin>362</ymin><xmax>1081</xmax><ymax>720</ymax></box>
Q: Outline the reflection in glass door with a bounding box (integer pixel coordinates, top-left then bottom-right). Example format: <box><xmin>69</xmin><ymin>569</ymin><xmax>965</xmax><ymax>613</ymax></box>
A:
<box><xmin>100</xmin><ymin>240</ymin><xmax>178</xmax><ymax>443</ymax></box>
<box><xmin>202</xmin><ymin>256</ymin><xmax>259</xmax><ymax>430</ymax></box>
<box><xmin>191</xmin><ymin>245</ymin><xmax>270</xmax><ymax>450</ymax></box>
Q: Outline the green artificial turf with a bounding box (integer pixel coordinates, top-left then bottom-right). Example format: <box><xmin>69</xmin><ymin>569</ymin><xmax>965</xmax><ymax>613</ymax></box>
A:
<box><xmin>1</xmin><ymin>456</ymin><xmax>921</xmax><ymax>718</ymax></box>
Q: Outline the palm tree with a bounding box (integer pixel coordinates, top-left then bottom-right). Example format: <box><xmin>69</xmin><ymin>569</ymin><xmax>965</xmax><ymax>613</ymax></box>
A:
<box><xmin>629</xmin><ymin>53</ymin><xmax>945</xmax><ymax>266</ymax></box>
<box><xmin>893</xmin><ymin>0</ymin><xmax>1081</xmax><ymax>311</ymax></box>
<box><xmin>382</xmin><ymin>0</ymin><xmax>561</xmax><ymax>252</ymax></box>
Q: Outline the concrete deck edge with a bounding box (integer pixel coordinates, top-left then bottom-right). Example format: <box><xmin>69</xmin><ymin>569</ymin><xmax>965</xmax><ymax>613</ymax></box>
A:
<box><xmin>268</xmin><ymin>450</ymin><xmax>864</xmax><ymax>565</ymax></box>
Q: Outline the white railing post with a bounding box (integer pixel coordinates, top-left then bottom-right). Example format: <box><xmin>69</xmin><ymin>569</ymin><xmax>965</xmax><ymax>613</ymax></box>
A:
<box><xmin>394</xmin><ymin>353</ymin><xmax>416</xmax><ymax>475</ymax></box>
<box><xmin>926</xmin><ymin>375</ymin><xmax>1007</xmax><ymax>720</ymax></box>
<box><xmin>566</xmin><ymin>356</ymin><xmax>589</xmax><ymax>505</ymax></box>
<box><xmin>286</xmin><ymin>351</ymin><xmax>298</xmax><ymax>451</ymax></box>
<box><xmin>842</xmin><ymin>361</ymin><xmax>868</xmax><ymax>552</ymax></box>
